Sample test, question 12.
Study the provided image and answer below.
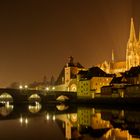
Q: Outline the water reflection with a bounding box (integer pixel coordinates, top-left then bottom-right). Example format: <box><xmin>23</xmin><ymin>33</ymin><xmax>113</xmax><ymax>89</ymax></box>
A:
<box><xmin>45</xmin><ymin>113</ymin><xmax>56</xmax><ymax>121</ymax></box>
<box><xmin>0</xmin><ymin>104</ymin><xmax>140</xmax><ymax>140</ymax></box>
<box><xmin>91</xmin><ymin>113</ymin><xmax>112</xmax><ymax>129</ymax></box>
<box><xmin>102</xmin><ymin>128</ymin><xmax>133</xmax><ymax>140</ymax></box>
<box><xmin>46</xmin><ymin>113</ymin><xmax>50</xmax><ymax>120</ymax></box>
<box><xmin>56</xmin><ymin>104</ymin><xmax>69</xmax><ymax>111</ymax></box>
<box><xmin>28</xmin><ymin>101</ymin><xmax>42</xmax><ymax>113</ymax></box>
<box><xmin>19</xmin><ymin>115</ymin><xmax>29</xmax><ymax>126</ymax></box>
<box><xmin>0</xmin><ymin>102</ymin><xmax>13</xmax><ymax>117</ymax></box>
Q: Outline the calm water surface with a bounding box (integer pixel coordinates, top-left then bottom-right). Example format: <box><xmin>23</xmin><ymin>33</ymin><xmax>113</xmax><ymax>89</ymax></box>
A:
<box><xmin>0</xmin><ymin>103</ymin><xmax>140</xmax><ymax>140</ymax></box>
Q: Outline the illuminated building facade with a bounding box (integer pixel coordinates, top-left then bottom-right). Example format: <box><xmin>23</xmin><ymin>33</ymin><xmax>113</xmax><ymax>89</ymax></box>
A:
<box><xmin>126</xmin><ymin>18</ymin><xmax>140</xmax><ymax>70</ymax></box>
<box><xmin>78</xmin><ymin>67</ymin><xmax>113</xmax><ymax>94</ymax></box>
<box><xmin>77</xmin><ymin>79</ymin><xmax>91</xmax><ymax>98</ymax></box>
<box><xmin>55</xmin><ymin>56</ymin><xmax>85</xmax><ymax>91</ymax></box>
<box><xmin>98</xmin><ymin>18</ymin><xmax>140</xmax><ymax>74</ymax></box>
<box><xmin>55</xmin><ymin>58</ymin><xmax>113</xmax><ymax>94</ymax></box>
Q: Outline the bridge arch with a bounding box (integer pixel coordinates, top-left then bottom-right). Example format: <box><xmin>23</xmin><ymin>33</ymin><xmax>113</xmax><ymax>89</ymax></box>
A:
<box><xmin>68</xmin><ymin>79</ymin><xmax>77</xmax><ymax>92</ymax></box>
<box><xmin>56</xmin><ymin>95</ymin><xmax>69</xmax><ymax>102</ymax></box>
<box><xmin>28</xmin><ymin>93</ymin><xmax>41</xmax><ymax>103</ymax></box>
<box><xmin>0</xmin><ymin>92</ymin><xmax>13</xmax><ymax>103</ymax></box>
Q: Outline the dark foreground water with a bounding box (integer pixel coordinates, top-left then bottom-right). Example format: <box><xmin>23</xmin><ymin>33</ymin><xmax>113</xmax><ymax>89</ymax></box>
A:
<box><xmin>0</xmin><ymin>103</ymin><xmax>140</xmax><ymax>140</ymax></box>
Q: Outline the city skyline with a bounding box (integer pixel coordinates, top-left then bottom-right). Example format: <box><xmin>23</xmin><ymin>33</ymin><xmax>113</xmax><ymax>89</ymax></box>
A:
<box><xmin>0</xmin><ymin>0</ymin><xmax>140</xmax><ymax>87</ymax></box>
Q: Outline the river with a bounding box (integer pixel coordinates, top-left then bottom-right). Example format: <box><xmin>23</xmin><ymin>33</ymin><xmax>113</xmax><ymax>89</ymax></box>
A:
<box><xmin>0</xmin><ymin>102</ymin><xmax>140</xmax><ymax>140</ymax></box>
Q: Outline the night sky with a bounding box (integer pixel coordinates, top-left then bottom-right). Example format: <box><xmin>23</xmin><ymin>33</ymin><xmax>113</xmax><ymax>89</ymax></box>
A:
<box><xmin>0</xmin><ymin>0</ymin><xmax>140</xmax><ymax>87</ymax></box>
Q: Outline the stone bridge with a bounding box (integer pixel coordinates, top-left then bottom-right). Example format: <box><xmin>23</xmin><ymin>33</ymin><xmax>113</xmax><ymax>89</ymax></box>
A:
<box><xmin>0</xmin><ymin>88</ymin><xmax>77</xmax><ymax>104</ymax></box>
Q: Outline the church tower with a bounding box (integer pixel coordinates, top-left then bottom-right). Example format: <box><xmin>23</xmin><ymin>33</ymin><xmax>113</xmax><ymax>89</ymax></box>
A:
<box><xmin>138</xmin><ymin>29</ymin><xmax>140</xmax><ymax>65</ymax></box>
<box><xmin>126</xmin><ymin>18</ymin><xmax>140</xmax><ymax>70</ymax></box>
<box><xmin>112</xmin><ymin>49</ymin><xmax>115</xmax><ymax>63</ymax></box>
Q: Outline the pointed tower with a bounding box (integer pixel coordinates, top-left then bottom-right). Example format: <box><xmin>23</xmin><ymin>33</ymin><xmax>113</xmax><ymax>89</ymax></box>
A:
<box><xmin>129</xmin><ymin>18</ymin><xmax>137</xmax><ymax>42</ymax></box>
<box><xmin>138</xmin><ymin>29</ymin><xmax>140</xmax><ymax>65</ymax></box>
<box><xmin>137</xmin><ymin>28</ymin><xmax>140</xmax><ymax>44</ymax></box>
<box><xmin>112</xmin><ymin>49</ymin><xmax>114</xmax><ymax>63</ymax></box>
<box><xmin>126</xmin><ymin>18</ymin><xmax>138</xmax><ymax>70</ymax></box>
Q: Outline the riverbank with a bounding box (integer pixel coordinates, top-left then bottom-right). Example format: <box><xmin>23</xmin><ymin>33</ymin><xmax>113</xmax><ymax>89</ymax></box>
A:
<box><xmin>74</xmin><ymin>97</ymin><xmax>140</xmax><ymax>109</ymax></box>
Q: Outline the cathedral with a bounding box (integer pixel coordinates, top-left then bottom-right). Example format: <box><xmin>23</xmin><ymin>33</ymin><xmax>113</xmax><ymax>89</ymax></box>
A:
<box><xmin>98</xmin><ymin>18</ymin><xmax>140</xmax><ymax>74</ymax></box>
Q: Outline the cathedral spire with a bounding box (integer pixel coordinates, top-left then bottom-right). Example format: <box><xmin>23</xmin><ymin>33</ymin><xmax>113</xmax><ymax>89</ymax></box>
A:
<box><xmin>139</xmin><ymin>28</ymin><xmax>140</xmax><ymax>41</ymax></box>
<box><xmin>129</xmin><ymin>18</ymin><xmax>137</xmax><ymax>42</ymax></box>
<box><xmin>112</xmin><ymin>49</ymin><xmax>114</xmax><ymax>63</ymax></box>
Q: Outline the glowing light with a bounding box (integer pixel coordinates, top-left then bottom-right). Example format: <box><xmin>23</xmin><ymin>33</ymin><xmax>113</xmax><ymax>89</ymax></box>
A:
<box><xmin>25</xmin><ymin>118</ymin><xmax>28</xmax><ymax>124</ymax></box>
<box><xmin>19</xmin><ymin>85</ymin><xmax>23</xmax><ymax>89</ymax></box>
<box><xmin>24</xmin><ymin>85</ymin><xmax>28</xmax><ymax>89</ymax></box>
<box><xmin>5</xmin><ymin>101</ymin><xmax>10</xmax><ymax>108</ymax></box>
<box><xmin>52</xmin><ymin>115</ymin><xmax>56</xmax><ymax>121</ymax></box>
<box><xmin>70</xmin><ymin>114</ymin><xmax>77</xmax><ymax>123</ymax></box>
<box><xmin>46</xmin><ymin>114</ymin><xmax>50</xmax><ymax>120</ymax></box>
<box><xmin>67</xmin><ymin>114</ymin><xmax>70</xmax><ymax>119</ymax></box>
<box><xmin>20</xmin><ymin>116</ymin><xmax>23</xmax><ymax>124</ymax></box>
<box><xmin>45</xmin><ymin>87</ymin><xmax>49</xmax><ymax>91</ymax></box>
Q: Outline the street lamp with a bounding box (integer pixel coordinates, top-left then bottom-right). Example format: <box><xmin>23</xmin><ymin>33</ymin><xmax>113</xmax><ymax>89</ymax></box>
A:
<box><xmin>19</xmin><ymin>85</ymin><xmax>23</xmax><ymax>89</ymax></box>
<box><xmin>24</xmin><ymin>85</ymin><xmax>28</xmax><ymax>89</ymax></box>
<box><xmin>52</xmin><ymin>86</ymin><xmax>55</xmax><ymax>90</ymax></box>
<box><xmin>45</xmin><ymin>87</ymin><xmax>49</xmax><ymax>91</ymax></box>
